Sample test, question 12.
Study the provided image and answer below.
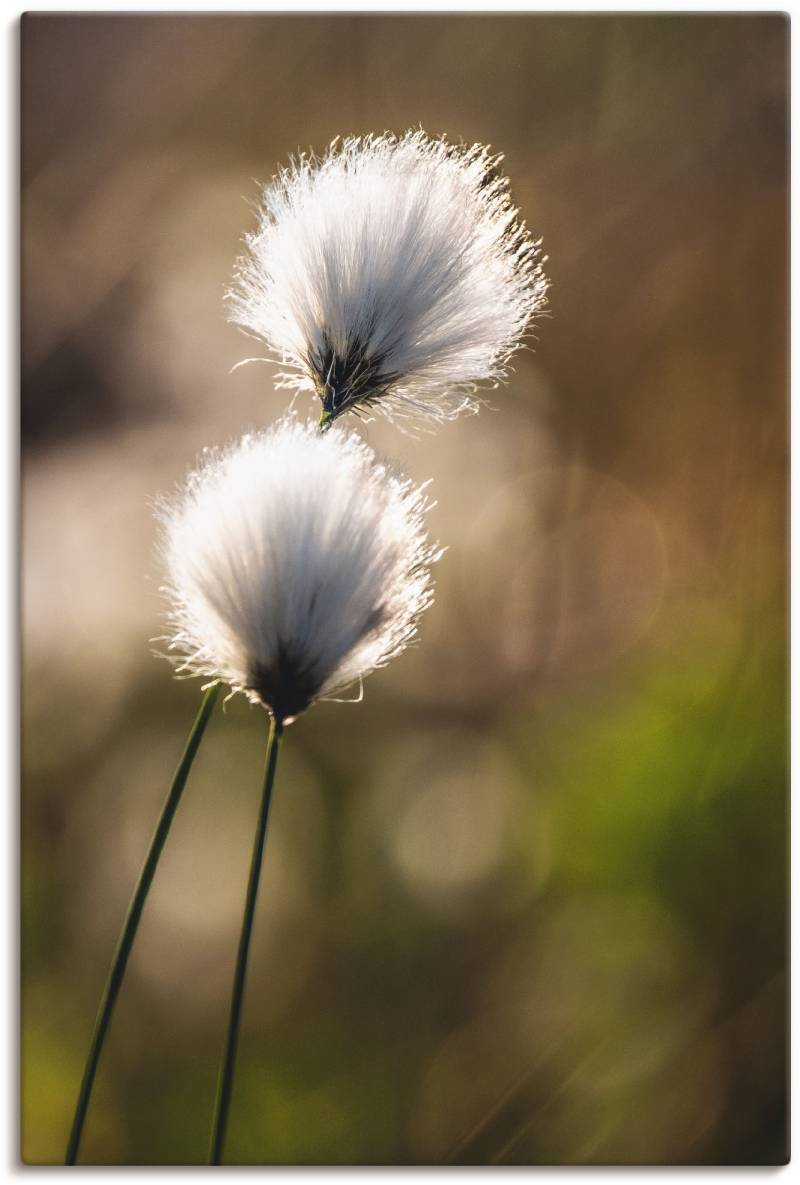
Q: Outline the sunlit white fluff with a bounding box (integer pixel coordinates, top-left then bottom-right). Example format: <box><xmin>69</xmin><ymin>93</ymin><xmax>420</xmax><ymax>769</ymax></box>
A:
<box><xmin>228</xmin><ymin>130</ymin><xmax>549</xmax><ymax>427</ymax></box>
<box><xmin>157</xmin><ymin>418</ymin><xmax>439</xmax><ymax>722</ymax></box>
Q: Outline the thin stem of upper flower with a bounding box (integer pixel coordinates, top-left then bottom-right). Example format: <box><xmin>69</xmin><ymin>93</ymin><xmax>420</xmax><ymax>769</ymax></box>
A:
<box><xmin>208</xmin><ymin>714</ymin><xmax>283</xmax><ymax>1165</ymax></box>
<box><xmin>65</xmin><ymin>681</ymin><xmax>221</xmax><ymax>1165</ymax></box>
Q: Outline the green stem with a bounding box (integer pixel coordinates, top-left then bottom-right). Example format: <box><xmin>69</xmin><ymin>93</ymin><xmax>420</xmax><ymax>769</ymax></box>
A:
<box><xmin>65</xmin><ymin>681</ymin><xmax>221</xmax><ymax>1165</ymax></box>
<box><xmin>209</xmin><ymin>715</ymin><xmax>283</xmax><ymax>1165</ymax></box>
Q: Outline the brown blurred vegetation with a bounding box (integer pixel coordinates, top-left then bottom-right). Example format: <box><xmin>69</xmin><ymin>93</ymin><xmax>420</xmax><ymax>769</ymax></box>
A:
<box><xmin>21</xmin><ymin>14</ymin><xmax>787</xmax><ymax>1165</ymax></box>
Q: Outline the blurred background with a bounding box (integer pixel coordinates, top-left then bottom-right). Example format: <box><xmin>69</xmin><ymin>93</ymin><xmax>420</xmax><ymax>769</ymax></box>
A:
<box><xmin>21</xmin><ymin>13</ymin><xmax>787</xmax><ymax>1166</ymax></box>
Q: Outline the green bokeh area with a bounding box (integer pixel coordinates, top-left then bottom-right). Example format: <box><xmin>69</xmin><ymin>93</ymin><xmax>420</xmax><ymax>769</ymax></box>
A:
<box><xmin>21</xmin><ymin>13</ymin><xmax>787</xmax><ymax>1166</ymax></box>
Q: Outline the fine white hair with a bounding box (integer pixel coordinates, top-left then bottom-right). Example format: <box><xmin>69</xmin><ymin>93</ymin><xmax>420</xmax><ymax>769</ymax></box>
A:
<box><xmin>228</xmin><ymin>130</ymin><xmax>549</xmax><ymax>427</ymax></box>
<box><xmin>157</xmin><ymin>418</ymin><xmax>439</xmax><ymax>722</ymax></box>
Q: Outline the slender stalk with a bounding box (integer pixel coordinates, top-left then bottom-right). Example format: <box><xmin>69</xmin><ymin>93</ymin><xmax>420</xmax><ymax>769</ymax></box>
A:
<box><xmin>65</xmin><ymin>681</ymin><xmax>221</xmax><ymax>1165</ymax></box>
<box><xmin>209</xmin><ymin>715</ymin><xmax>283</xmax><ymax>1165</ymax></box>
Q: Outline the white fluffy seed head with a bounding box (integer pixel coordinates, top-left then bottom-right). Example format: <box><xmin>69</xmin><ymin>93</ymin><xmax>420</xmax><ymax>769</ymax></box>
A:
<box><xmin>228</xmin><ymin>130</ymin><xmax>549</xmax><ymax>428</ymax></box>
<box><xmin>157</xmin><ymin>417</ymin><xmax>439</xmax><ymax>722</ymax></box>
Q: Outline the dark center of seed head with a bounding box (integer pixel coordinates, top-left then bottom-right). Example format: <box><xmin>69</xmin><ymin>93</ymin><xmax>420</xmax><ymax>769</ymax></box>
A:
<box><xmin>246</xmin><ymin>646</ymin><xmax>321</xmax><ymax>725</ymax></box>
<box><xmin>308</xmin><ymin>331</ymin><xmax>401</xmax><ymax>422</ymax></box>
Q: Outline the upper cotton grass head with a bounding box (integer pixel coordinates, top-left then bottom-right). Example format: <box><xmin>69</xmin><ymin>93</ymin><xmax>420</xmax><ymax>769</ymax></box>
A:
<box><xmin>157</xmin><ymin>418</ymin><xmax>439</xmax><ymax>724</ymax></box>
<box><xmin>228</xmin><ymin>130</ymin><xmax>549</xmax><ymax>428</ymax></box>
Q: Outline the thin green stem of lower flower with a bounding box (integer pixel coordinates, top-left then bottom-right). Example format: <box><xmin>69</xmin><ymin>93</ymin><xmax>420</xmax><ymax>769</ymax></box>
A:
<box><xmin>65</xmin><ymin>681</ymin><xmax>221</xmax><ymax>1166</ymax></box>
<box><xmin>209</xmin><ymin>714</ymin><xmax>283</xmax><ymax>1165</ymax></box>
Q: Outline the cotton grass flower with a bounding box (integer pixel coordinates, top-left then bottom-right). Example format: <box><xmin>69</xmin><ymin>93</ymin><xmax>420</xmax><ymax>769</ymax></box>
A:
<box><xmin>155</xmin><ymin>415</ymin><xmax>440</xmax><ymax>1162</ymax></box>
<box><xmin>158</xmin><ymin>416</ymin><xmax>439</xmax><ymax>724</ymax></box>
<box><xmin>228</xmin><ymin>130</ymin><xmax>549</xmax><ymax>427</ymax></box>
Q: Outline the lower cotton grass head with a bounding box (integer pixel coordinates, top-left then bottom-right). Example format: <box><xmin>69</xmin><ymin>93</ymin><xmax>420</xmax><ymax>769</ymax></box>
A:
<box><xmin>157</xmin><ymin>417</ymin><xmax>439</xmax><ymax>724</ymax></box>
